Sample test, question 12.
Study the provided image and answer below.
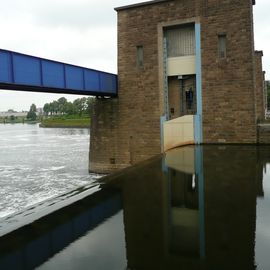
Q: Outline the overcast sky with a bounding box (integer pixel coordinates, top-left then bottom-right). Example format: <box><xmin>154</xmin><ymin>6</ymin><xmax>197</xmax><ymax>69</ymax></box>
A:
<box><xmin>0</xmin><ymin>0</ymin><xmax>269</xmax><ymax>111</ymax></box>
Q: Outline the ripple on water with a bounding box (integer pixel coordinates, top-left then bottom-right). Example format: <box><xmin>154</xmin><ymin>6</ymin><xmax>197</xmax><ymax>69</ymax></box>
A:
<box><xmin>0</xmin><ymin>124</ymin><xmax>98</xmax><ymax>218</ymax></box>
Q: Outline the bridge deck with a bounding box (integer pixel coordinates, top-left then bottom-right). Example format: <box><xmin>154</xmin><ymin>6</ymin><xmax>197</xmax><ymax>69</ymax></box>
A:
<box><xmin>0</xmin><ymin>49</ymin><xmax>117</xmax><ymax>96</ymax></box>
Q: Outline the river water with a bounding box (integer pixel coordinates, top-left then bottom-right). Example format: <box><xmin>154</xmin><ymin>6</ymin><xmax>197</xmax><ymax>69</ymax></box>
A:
<box><xmin>0</xmin><ymin>123</ymin><xmax>99</xmax><ymax>218</ymax></box>
<box><xmin>1</xmin><ymin>144</ymin><xmax>270</xmax><ymax>269</ymax></box>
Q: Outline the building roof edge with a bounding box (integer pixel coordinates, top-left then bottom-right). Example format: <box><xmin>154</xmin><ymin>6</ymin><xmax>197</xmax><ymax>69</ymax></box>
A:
<box><xmin>115</xmin><ymin>0</ymin><xmax>255</xmax><ymax>11</ymax></box>
<box><xmin>115</xmin><ymin>0</ymin><xmax>170</xmax><ymax>11</ymax></box>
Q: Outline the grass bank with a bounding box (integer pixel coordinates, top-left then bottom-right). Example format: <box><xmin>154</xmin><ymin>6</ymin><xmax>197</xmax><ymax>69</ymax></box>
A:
<box><xmin>40</xmin><ymin>116</ymin><xmax>90</xmax><ymax>128</ymax></box>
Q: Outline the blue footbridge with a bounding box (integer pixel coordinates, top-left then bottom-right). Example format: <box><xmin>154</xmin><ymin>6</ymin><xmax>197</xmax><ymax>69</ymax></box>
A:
<box><xmin>0</xmin><ymin>49</ymin><xmax>118</xmax><ymax>96</ymax></box>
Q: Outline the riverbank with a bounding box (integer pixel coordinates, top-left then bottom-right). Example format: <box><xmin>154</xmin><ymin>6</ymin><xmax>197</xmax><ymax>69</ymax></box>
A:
<box><xmin>40</xmin><ymin>117</ymin><xmax>90</xmax><ymax>128</ymax></box>
<box><xmin>0</xmin><ymin>115</ymin><xmax>91</xmax><ymax>128</ymax></box>
<box><xmin>0</xmin><ymin>117</ymin><xmax>39</xmax><ymax>124</ymax></box>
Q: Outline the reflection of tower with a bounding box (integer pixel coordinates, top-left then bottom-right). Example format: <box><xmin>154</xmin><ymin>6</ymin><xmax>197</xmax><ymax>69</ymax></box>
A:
<box><xmin>202</xmin><ymin>145</ymin><xmax>258</xmax><ymax>270</ymax></box>
<box><xmin>165</xmin><ymin>146</ymin><xmax>205</xmax><ymax>258</ymax></box>
<box><xmin>171</xmin><ymin>170</ymin><xmax>198</xmax><ymax>208</ymax></box>
<box><xmin>255</xmin><ymin>147</ymin><xmax>270</xmax><ymax>269</ymax></box>
<box><xmin>118</xmin><ymin>145</ymin><xmax>260</xmax><ymax>269</ymax></box>
<box><xmin>256</xmin><ymin>164</ymin><xmax>264</xmax><ymax>198</ymax></box>
<box><xmin>169</xmin><ymin>169</ymin><xmax>199</xmax><ymax>256</ymax></box>
<box><xmin>256</xmin><ymin>148</ymin><xmax>266</xmax><ymax>198</ymax></box>
<box><xmin>165</xmin><ymin>145</ymin><xmax>260</xmax><ymax>269</ymax></box>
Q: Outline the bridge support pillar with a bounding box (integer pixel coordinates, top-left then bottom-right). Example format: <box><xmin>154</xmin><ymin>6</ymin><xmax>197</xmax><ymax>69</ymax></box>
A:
<box><xmin>89</xmin><ymin>98</ymin><xmax>127</xmax><ymax>173</ymax></box>
<box><xmin>89</xmin><ymin>96</ymin><xmax>162</xmax><ymax>174</ymax></box>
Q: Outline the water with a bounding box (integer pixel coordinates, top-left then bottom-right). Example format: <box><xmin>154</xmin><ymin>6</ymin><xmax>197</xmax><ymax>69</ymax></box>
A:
<box><xmin>1</xmin><ymin>145</ymin><xmax>270</xmax><ymax>269</ymax></box>
<box><xmin>38</xmin><ymin>210</ymin><xmax>127</xmax><ymax>270</ymax></box>
<box><xmin>0</xmin><ymin>123</ymin><xmax>99</xmax><ymax>218</ymax></box>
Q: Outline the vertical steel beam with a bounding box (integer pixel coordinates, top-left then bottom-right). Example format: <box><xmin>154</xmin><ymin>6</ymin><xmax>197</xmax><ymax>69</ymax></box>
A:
<box><xmin>195</xmin><ymin>23</ymin><xmax>203</xmax><ymax>144</ymax></box>
<box><xmin>82</xmin><ymin>69</ymin><xmax>86</xmax><ymax>91</ymax></box>
<box><xmin>63</xmin><ymin>64</ymin><xmax>67</xmax><ymax>89</ymax></box>
<box><xmin>195</xmin><ymin>145</ymin><xmax>205</xmax><ymax>258</ymax></box>
<box><xmin>39</xmin><ymin>59</ymin><xmax>44</xmax><ymax>86</ymax></box>
<box><xmin>9</xmin><ymin>52</ymin><xmax>15</xmax><ymax>83</ymax></box>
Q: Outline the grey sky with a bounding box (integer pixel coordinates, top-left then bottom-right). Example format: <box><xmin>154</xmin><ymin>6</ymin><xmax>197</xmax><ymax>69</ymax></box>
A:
<box><xmin>0</xmin><ymin>0</ymin><xmax>269</xmax><ymax>111</ymax></box>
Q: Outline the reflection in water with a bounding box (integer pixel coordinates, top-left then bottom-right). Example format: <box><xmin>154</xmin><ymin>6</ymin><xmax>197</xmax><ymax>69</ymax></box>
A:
<box><xmin>0</xmin><ymin>145</ymin><xmax>270</xmax><ymax>269</ymax></box>
<box><xmin>38</xmin><ymin>211</ymin><xmax>126</xmax><ymax>270</ymax></box>
<box><xmin>255</xmin><ymin>164</ymin><xmax>270</xmax><ymax>269</ymax></box>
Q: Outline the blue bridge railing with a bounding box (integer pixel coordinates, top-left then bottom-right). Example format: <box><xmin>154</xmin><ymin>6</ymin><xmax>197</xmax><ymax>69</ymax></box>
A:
<box><xmin>0</xmin><ymin>49</ymin><xmax>118</xmax><ymax>96</ymax></box>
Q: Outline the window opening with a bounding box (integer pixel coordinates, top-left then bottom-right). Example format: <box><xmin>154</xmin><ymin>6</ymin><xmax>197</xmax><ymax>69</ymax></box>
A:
<box><xmin>136</xmin><ymin>45</ymin><xmax>144</xmax><ymax>68</ymax></box>
<box><xmin>218</xmin><ymin>34</ymin><xmax>227</xmax><ymax>59</ymax></box>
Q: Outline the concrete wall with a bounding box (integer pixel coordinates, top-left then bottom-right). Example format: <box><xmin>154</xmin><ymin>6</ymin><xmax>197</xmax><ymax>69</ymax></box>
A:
<box><xmin>90</xmin><ymin>0</ymin><xmax>260</xmax><ymax>173</ymax></box>
<box><xmin>167</xmin><ymin>56</ymin><xmax>196</xmax><ymax>76</ymax></box>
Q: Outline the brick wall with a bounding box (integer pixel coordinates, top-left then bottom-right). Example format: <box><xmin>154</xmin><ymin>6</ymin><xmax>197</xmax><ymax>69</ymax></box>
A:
<box><xmin>201</xmin><ymin>0</ymin><xmax>256</xmax><ymax>143</ymax></box>
<box><xmin>90</xmin><ymin>0</ymin><xmax>258</xmax><ymax>173</ymax></box>
<box><xmin>255</xmin><ymin>51</ymin><xmax>266</xmax><ymax>122</ymax></box>
<box><xmin>257</xmin><ymin>124</ymin><xmax>270</xmax><ymax>144</ymax></box>
<box><xmin>89</xmin><ymin>98</ymin><xmax>123</xmax><ymax>173</ymax></box>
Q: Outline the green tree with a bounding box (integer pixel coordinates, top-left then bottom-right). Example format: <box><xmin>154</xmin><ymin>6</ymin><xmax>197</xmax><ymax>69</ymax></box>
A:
<box><xmin>73</xmin><ymin>97</ymin><xmax>88</xmax><ymax>116</ymax></box>
<box><xmin>58</xmin><ymin>97</ymin><xmax>67</xmax><ymax>114</ymax></box>
<box><xmin>27</xmin><ymin>103</ymin><xmax>37</xmax><ymax>120</ymax></box>
<box><xmin>43</xmin><ymin>103</ymin><xmax>50</xmax><ymax>116</ymax></box>
<box><xmin>86</xmin><ymin>97</ymin><xmax>95</xmax><ymax>116</ymax></box>
<box><xmin>52</xmin><ymin>101</ymin><xmax>59</xmax><ymax>115</ymax></box>
<box><xmin>48</xmin><ymin>103</ymin><xmax>54</xmax><ymax>115</ymax></box>
<box><xmin>64</xmin><ymin>102</ymin><xmax>74</xmax><ymax>115</ymax></box>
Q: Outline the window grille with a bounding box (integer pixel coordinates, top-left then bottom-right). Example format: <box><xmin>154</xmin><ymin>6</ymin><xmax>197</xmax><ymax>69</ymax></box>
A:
<box><xmin>165</xmin><ymin>26</ymin><xmax>195</xmax><ymax>57</ymax></box>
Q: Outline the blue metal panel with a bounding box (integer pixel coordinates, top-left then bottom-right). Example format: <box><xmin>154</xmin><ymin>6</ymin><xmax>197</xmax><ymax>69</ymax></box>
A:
<box><xmin>195</xmin><ymin>23</ymin><xmax>203</xmax><ymax>143</ymax></box>
<box><xmin>194</xmin><ymin>115</ymin><xmax>202</xmax><ymax>144</ymax></box>
<box><xmin>13</xmin><ymin>54</ymin><xmax>41</xmax><ymax>86</ymax></box>
<box><xmin>99</xmin><ymin>72</ymin><xmax>117</xmax><ymax>93</ymax></box>
<box><xmin>0</xmin><ymin>51</ymin><xmax>12</xmax><ymax>83</ymax></box>
<box><xmin>65</xmin><ymin>65</ymin><xmax>84</xmax><ymax>90</ymax></box>
<box><xmin>84</xmin><ymin>69</ymin><xmax>100</xmax><ymax>91</ymax></box>
<box><xmin>42</xmin><ymin>60</ymin><xmax>65</xmax><ymax>89</ymax></box>
<box><xmin>0</xmin><ymin>49</ymin><xmax>118</xmax><ymax>96</ymax></box>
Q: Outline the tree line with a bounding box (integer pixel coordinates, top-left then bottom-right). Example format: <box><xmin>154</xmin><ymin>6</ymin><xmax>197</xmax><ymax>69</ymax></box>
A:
<box><xmin>43</xmin><ymin>97</ymin><xmax>95</xmax><ymax>116</ymax></box>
